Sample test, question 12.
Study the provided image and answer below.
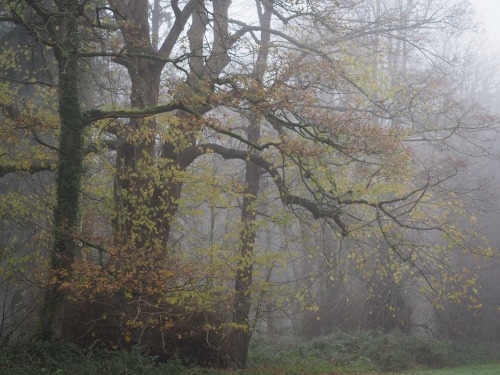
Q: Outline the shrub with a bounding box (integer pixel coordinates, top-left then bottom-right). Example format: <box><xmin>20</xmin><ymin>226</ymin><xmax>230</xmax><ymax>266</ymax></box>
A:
<box><xmin>0</xmin><ymin>341</ymin><xmax>192</xmax><ymax>375</ymax></box>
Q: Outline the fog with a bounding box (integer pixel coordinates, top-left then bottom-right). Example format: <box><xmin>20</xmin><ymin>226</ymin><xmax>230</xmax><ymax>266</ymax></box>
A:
<box><xmin>472</xmin><ymin>0</ymin><xmax>500</xmax><ymax>52</ymax></box>
<box><xmin>2</xmin><ymin>0</ymin><xmax>500</xmax><ymax>369</ymax></box>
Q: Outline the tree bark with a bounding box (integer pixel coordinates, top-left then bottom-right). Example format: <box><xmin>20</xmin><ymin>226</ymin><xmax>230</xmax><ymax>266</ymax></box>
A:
<box><xmin>37</xmin><ymin>4</ymin><xmax>85</xmax><ymax>340</ymax></box>
<box><xmin>229</xmin><ymin>116</ymin><xmax>261</xmax><ymax>367</ymax></box>
<box><xmin>227</xmin><ymin>1</ymin><xmax>272</xmax><ymax>365</ymax></box>
<box><xmin>110</xmin><ymin>0</ymin><xmax>196</xmax><ymax>250</ymax></box>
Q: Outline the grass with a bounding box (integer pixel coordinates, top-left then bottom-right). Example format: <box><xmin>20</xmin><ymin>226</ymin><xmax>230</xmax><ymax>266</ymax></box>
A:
<box><xmin>408</xmin><ymin>362</ymin><xmax>500</xmax><ymax>375</ymax></box>
<box><xmin>190</xmin><ymin>362</ymin><xmax>500</xmax><ymax>374</ymax></box>
<box><xmin>179</xmin><ymin>362</ymin><xmax>500</xmax><ymax>374</ymax></box>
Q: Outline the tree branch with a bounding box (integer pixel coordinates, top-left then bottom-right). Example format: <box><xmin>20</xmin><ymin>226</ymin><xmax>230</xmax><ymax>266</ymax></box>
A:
<box><xmin>193</xmin><ymin>143</ymin><xmax>348</xmax><ymax>235</ymax></box>
<box><xmin>0</xmin><ymin>164</ymin><xmax>54</xmax><ymax>178</ymax></box>
<box><xmin>83</xmin><ymin>102</ymin><xmax>198</xmax><ymax>124</ymax></box>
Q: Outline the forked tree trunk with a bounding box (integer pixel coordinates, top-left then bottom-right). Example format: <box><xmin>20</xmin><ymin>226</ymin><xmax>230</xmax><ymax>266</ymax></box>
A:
<box><xmin>110</xmin><ymin>0</ymin><xmax>195</xmax><ymax>250</ymax></box>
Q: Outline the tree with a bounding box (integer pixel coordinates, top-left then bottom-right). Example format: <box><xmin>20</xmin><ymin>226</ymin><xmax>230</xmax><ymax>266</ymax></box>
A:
<box><xmin>1</xmin><ymin>0</ymin><xmax>90</xmax><ymax>340</ymax></box>
<box><xmin>0</xmin><ymin>0</ymin><xmax>497</xmax><ymax>367</ymax></box>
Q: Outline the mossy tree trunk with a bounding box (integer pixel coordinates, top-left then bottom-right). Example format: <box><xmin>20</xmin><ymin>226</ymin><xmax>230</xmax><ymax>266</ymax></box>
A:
<box><xmin>37</xmin><ymin>4</ymin><xmax>85</xmax><ymax>341</ymax></box>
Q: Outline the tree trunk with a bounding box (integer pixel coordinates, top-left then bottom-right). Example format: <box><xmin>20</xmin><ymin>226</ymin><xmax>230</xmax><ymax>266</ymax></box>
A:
<box><xmin>229</xmin><ymin>117</ymin><xmax>261</xmax><ymax>367</ymax></box>
<box><xmin>37</xmin><ymin>5</ymin><xmax>85</xmax><ymax>340</ymax></box>
<box><xmin>113</xmin><ymin>63</ymin><xmax>164</xmax><ymax>248</ymax></box>
<box><xmin>227</xmin><ymin>0</ymin><xmax>272</xmax><ymax>365</ymax></box>
<box><xmin>109</xmin><ymin>0</ymin><xmax>194</xmax><ymax>250</ymax></box>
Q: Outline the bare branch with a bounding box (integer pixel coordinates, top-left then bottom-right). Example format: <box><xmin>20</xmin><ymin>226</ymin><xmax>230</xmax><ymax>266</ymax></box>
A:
<box><xmin>83</xmin><ymin>102</ymin><xmax>197</xmax><ymax>124</ymax></box>
<box><xmin>193</xmin><ymin>143</ymin><xmax>348</xmax><ymax>235</ymax></box>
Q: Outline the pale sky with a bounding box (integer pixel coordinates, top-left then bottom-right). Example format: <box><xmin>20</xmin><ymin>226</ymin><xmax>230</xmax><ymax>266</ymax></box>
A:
<box><xmin>471</xmin><ymin>0</ymin><xmax>500</xmax><ymax>51</ymax></box>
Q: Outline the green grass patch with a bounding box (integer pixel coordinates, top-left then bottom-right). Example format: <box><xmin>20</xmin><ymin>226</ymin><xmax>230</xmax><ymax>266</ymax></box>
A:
<box><xmin>407</xmin><ymin>362</ymin><xmax>500</xmax><ymax>375</ymax></box>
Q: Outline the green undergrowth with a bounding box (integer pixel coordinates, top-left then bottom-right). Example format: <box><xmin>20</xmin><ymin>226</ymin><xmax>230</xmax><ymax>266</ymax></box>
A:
<box><xmin>0</xmin><ymin>332</ymin><xmax>497</xmax><ymax>374</ymax></box>
<box><xmin>247</xmin><ymin>331</ymin><xmax>494</xmax><ymax>372</ymax></box>
<box><xmin>0</xmin><ymin>342</ymin><xmax>183</xmax><ymax>375</ymax></box>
